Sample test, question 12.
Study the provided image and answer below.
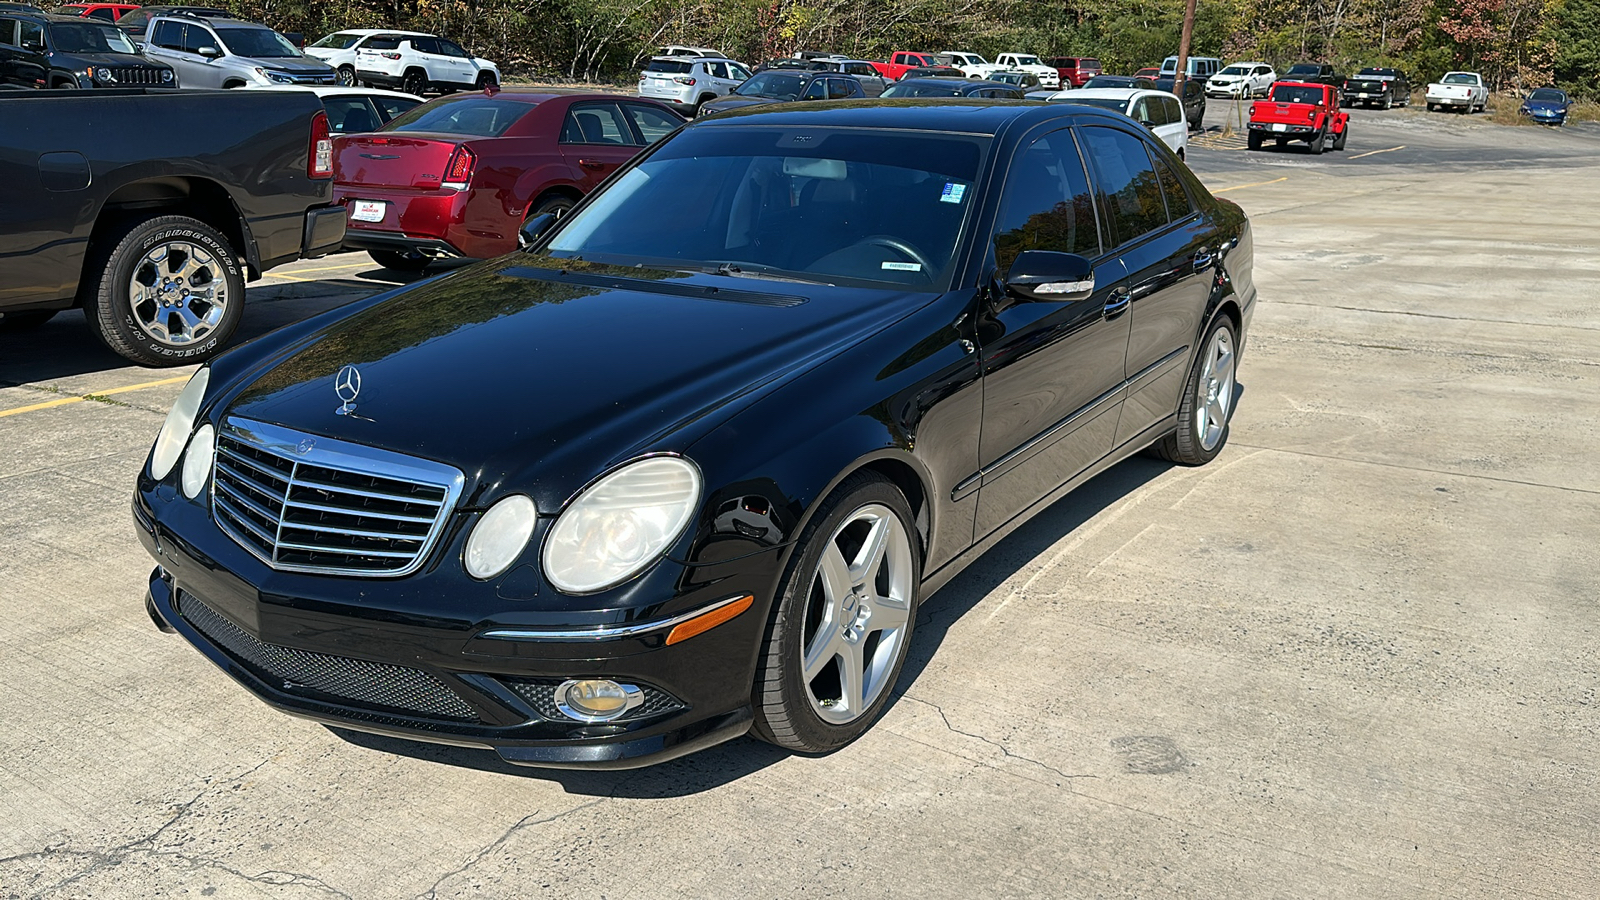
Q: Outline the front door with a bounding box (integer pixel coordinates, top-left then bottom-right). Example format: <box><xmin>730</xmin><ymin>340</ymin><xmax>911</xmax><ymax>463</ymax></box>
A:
<box><xmin>974</xmin><ymin>126</ymin><xmax>1130</xmax><ymax>537</ymax></box>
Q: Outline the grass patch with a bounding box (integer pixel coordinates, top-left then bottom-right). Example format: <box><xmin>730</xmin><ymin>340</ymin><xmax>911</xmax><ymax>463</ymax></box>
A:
<box><xmin>1483</xmin><ymin>93</ymin><xmax>1599</xmax><ymax>127</ymax></box>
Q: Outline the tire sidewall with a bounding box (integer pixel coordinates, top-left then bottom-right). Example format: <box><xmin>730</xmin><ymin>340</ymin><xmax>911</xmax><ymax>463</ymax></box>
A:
<box><xmin>756</xmin><ymin>475</ymin><xmax>922</xmax><ymax>753</ymax></box>
<box><xmin>1170</xmin><ymin>317</ymin><xmax>1237</xmax><ymax>465</ymax></box>
<box><xmin>99</xmin><ymin>218</ymin><xmax>244</xmax><ymax>366</ymax></box>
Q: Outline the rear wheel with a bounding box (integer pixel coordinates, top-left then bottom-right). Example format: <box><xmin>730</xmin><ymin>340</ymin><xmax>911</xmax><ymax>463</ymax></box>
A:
<box><xmin>1247</xmin><ymin>132</ymin><xmax>1262</xmax><ymax>151</ymax></box>
<box><xmin>1382</xmin><ymin>93</ymin><xmax>1392</xmax><ymax>110</ymax></box>
<box><xmin>368</xmin><ymin>249</ymin><xmax>431</xmax><ymax>271</ymax></box>
<box><xmin>336</xmin><ymin>66</ymin><xmax>356</xmax><ymax>86</ymax></box>
<box><xmin>1309</xmin><ymin>129</ymin><xmax>1327</xmax><ymax>154</ymax></box>
<box><xmin>402</xmin><ymin>70</ymin><xmax>427</xmax><ymax>96</ymax></box>
<box><xmin>753</xmin><ymin>473</ymin><xmax>920</xmax><ymax>754</ymax></box>
<box><xmin>83</xmin><ymin>216</ymin><xmax>245</xmax><ymax>367</ymax></box>
<box><xmin>1153</xmin><ymin>317</ymin><xmax>1237</xmax><ymax>466</ymax></box>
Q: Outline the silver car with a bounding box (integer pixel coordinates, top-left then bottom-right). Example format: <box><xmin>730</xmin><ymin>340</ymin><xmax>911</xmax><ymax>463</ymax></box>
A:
<box><xmin>142</xmin><ymin>14</ymin><xmax>336</xmax><ymax>88</ymax></box>
<box><xmin>637</xmin><ymin>55</ymin><xmax>751</xmax><ymax>116</ymax></box>
<box><xmin>805</xmin><ymin>58</ymin><xmax>887</xmax><ymax>97</ymax></box>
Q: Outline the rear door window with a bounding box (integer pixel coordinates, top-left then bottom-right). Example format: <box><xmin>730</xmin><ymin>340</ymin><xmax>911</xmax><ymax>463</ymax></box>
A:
<box><xmin>622</xmin><ymin>102</ymin><xmax>680</xmax><ymax>144</ymax></box>
<box><xmin>324</xmin><ymin>97</ymin><xmax>381</xmax><ymax>134</ymax></box>
<box><xmin>1080</xmin><ymin>126</ymin><xmax>1168</xmax><ymax>247</ymax></box>
<box><xmin>412</xmin><ymin>37</ymin><xmax>440</xmax><ymax>55</ymax></box>
<box><xmin>560</xmin><ymin>102</ymin><xmax>632</xmax><ymax>145</ymax></box>
<box><xmin>827</xmin><ymin>78</ymin><xmax>853</xmax><ymax>99</ymax></box>
<box><xmin>1153</xmin><ymin>157</ymin><xmax>1192</xmax><ymax>222</ymax></box>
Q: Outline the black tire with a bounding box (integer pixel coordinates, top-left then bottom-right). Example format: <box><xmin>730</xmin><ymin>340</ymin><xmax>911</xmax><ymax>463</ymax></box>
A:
<box><xmin>0</xmin><ymin>310</ymin><xmax>57</xmax><ymax>330</ymax></box>
<box><xmin>752</xmin><ymin>472</ymin><xmax>921</xmax><ymax>754</ymax></box>
<box><xmin>519</xmin><ymin>195</ymin><xmax>576</xmax><ymax>247</ymax></box>
<box><xmin>1309</xmin><ymin>129</ymin><xmax>1327</xmax><ymax>154</ymax></box>
<box><xmin>1334</xmin><ymin>126</ymin><xmax>1347</xmax><ymax>151</ymax></box>
<box><xmin>1247</xmin><ymin>132</ymin><xmax>1262</xmax><ymax>151</ymax></box>
<box><xmin>54</xmin><ymin>80</ymin><xmax>79</xmax><ymax>90</ymax></box>
<box><xmin>368</xmin><ymin>249</ymin><xmax>431</xmax><ymax>271</ymax></box>
<box><xmin>336</xmin><ymin>66</ymin><xmax>356</xmax><ymax>87</ymax></box>
<box><xmin>402</xmin><ymin>70</ymin><xmax>427</xmax><ymax>96</ymax></box>
<box><xmin>222</xmin><ymin>80</ymin><xmax>246</xmax><ymax>89</ymax></box>
<box><xmin>1382</xmin><ymin>93</ymin><xmax>1392</xmax><ymax>110</ymax></box>
<box><xmin>1153</xmin><ymin>316</ymin><xmax>1237</xmax><ymax>466</ymax></box>
<box><xmin>82</xmin><ymin>215</ymin><xmax>245</xmax><ymax>367</ymax></box>
<box><xmin>475</xmin><ymin>72</ymin><xmax>497</xmax><ymax>90</ymax></box>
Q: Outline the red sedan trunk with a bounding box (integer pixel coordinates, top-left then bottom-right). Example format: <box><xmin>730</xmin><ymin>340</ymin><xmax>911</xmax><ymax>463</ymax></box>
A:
<box><xmin>333</xmin><ymin>90</ymin><xmax>684</xmax><ymax>269</ymax></box>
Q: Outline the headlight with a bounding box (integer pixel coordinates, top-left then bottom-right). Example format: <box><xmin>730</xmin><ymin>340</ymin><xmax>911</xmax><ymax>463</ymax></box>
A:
<box><xmin>464</xmin><ymin>494</ymin><xmax>538</xmax><ymax>580</ymax></box>
<box><xmin>150</xmin><ymin>368</ymin><xmax>209</xmax><ymax>480</ymax></box>
<box><xmin>542</xmin><ymin>456</ymin><xmax>701</xmax><ymax>594</ymax></box>
<box><xmin>181</xmin><ymin>424</ymin><xmax>215</xmax><ymax>499</ymax></box>
<box><xmin>161</xmin><ymin>70</ymin><xmax>174</xmax><ymax>83</ymax></box>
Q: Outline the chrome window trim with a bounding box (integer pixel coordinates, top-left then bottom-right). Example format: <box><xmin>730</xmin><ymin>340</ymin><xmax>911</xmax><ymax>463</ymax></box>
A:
<box><xmin>211</xmin><ymin>416</ymin><xmax>464</xmax><ymax>578</ymax></box>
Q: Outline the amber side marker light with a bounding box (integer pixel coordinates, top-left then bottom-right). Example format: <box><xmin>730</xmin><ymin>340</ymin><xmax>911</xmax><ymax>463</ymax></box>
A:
<box><xmin>665</xmin><ymin>595</ymin><xmax>754</xmax><ymax>646</ymax></box>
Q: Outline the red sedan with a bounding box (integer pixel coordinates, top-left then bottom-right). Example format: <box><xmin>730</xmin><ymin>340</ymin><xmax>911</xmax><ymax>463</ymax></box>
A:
<box><xmin>333</xmin><ymin>89</ymin><xmax>684</xmax><ymax>270</ymax></box>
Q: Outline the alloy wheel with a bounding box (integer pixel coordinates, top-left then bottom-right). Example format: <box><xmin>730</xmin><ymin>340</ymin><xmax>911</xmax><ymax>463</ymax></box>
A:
<box><xmin>1195</xmin><ymin>326</ymin><xmax>1236</xmax><ymax>451</ymax></box>
<box><xmin>799</xmin><ymin>503</ymin><xmax>914</xmax><ymax>724</ymax></box>
<box><xmin>128</xmin><ymin>241</ymin><xmax>227</xmax><ymax>347</ymax></box>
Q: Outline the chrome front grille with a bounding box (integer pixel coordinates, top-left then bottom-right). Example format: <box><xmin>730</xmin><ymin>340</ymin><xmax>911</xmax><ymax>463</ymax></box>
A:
<box><xmin>108</xmin><ymin>67</ymin><xmax>167</xmax><ymax>85</ymax></box>
<box><xmin>211</xmin><ymin>418</ymin><xmax>463</xmax><ymax>577</ymax></box>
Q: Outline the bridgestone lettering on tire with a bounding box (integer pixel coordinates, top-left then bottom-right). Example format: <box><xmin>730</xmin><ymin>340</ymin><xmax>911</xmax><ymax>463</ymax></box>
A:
<box><xmin>753</xmin><ymin>472</ymin><xmax>921</xmax><ymax>754</ymax></box>
<box><xmin>83</xmin><ymin>216</ymin><xmax>244</xmax><ymax>367</ymax></box>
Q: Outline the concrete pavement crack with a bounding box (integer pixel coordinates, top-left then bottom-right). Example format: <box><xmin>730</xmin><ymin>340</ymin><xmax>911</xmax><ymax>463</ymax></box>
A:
<box><xmin>903</xmin><ymin>695</ymin><xmax>1096</xmax><ymax>783</ymax></box>
<box><xmin>415</xmin><ymin>800</ymin><xmax>604</xmax><ymax>899</ymax></box>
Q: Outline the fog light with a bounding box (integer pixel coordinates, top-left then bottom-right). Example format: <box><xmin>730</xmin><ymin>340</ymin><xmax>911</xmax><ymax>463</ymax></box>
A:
<box><xmin>556</xmin><ymin>679</ymin><xmax>642</xmax><ymax>722</ymax></box>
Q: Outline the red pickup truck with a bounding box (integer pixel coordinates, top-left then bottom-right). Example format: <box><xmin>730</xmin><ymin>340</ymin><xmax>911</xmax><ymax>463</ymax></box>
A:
<box><xmin>873</xmin><ymin>52</ymin><xmax>941</xmax><ymax>81</ymax></box>
<box><xmin>1247</xmin><ymin>82</ymin><xmax>1349</xmax><ymax>153</ymax></box>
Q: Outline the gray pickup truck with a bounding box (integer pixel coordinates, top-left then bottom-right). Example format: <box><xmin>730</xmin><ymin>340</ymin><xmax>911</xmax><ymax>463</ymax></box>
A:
<box><xmin>0</xmin><ymin>88</ymin><xmax>346</xmax><ymax>365</ymax></box>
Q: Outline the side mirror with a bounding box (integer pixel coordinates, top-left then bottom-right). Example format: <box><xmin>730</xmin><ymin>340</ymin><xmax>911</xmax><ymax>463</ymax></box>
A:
<box><xmin>519</xmin><ymin>213</ymin><xmax>557</xmax><ymax>248</ymax></box>
<box><xmin>1002</xmin><ymin>250</ymin><xmax>1095</xmax><ymax>303</ymax></box>
<box><xmin>198</xmin><ymin>45</ymin><xmax>221</xmax><ymax>59</ymax></box>
<box><xmin>1139</xmin><ymin>119</ymin><xmax>1156</xmax><ymax>129</ymax></box>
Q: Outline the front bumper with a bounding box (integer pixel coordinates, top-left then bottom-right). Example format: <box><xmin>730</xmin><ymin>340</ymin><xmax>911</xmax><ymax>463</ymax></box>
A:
<box><xmin>133</xmin><ymin>483</ymin><xmax>779</xmax><ymax>769</ymax></box>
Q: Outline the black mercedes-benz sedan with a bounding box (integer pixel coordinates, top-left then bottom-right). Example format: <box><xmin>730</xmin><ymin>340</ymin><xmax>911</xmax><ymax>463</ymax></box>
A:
<box><xmin>135</xmin><ymin>100</ymin><xmax>1256</xmax><ymax>769</ymax></box>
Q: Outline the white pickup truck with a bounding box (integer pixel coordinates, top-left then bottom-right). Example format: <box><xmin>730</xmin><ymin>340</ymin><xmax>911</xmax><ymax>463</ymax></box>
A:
<box><xmin>1426</xmin><ymin>71</ymin><xmax>1488</xmax><ymax>113</ymax></box>
<box><xmin>940</xmin><ymin>51</ymin><xmax>1007</xmax><ymax>80</ymax></box>
<box><xmin>994</xmin><ymin>53</ymin><xmax>1060</xmax><ymax>88</ymax></box>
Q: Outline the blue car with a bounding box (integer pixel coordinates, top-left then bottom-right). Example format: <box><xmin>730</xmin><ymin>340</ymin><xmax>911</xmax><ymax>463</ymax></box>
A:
<box><xmin>1521</xmin><ymin>88</ymin><xmax>1571</xmax><ymax>126</ymax></box>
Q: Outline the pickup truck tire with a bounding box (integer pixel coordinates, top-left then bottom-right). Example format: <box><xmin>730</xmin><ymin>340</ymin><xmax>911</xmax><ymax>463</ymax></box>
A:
<box><xmin>369</xmin><ymin>249</ymin><xmax>431</xmax><ymax>271</ymax></box>
<box><xmin>84</xmin><ymin>216</ymin><xmax>245</xmax><ymax>367</ymax></box>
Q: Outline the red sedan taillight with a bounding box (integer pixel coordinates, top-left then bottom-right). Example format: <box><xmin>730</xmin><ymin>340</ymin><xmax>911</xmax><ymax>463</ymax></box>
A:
<box><xmin>308</xmin><ymin>111</ymin><xmax>332</xmax><ymax>179</ymax></box>
<box><xmin>441</xmin><ymin>145</ymin><xmax>477</xmax><ymax>191</ymax></box>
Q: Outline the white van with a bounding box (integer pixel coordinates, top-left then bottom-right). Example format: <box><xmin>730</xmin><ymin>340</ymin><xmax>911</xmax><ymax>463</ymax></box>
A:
<box><xmin>1159</xmin><ymin>55</ymin><xmax>1222</xmax><ymax>84</ymax></box>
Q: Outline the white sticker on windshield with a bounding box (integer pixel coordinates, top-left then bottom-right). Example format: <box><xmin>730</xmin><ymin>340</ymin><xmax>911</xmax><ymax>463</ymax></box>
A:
<box><xmin>940</xmin><ymin>183</ymin><xmax>967</xmax><ymax>204</ymax></box>
<box><xmin>882</xmin><ymin>262</ymin><xmax>922</xmax><ymax>272</ymax></box>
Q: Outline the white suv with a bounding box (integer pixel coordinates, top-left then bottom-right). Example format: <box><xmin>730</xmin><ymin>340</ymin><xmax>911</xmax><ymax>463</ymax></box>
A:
<box><xmin>350</xmin><ymin>31</ymin><xmax>499</xmax><ymax>95</ymax></box>
<box><xmin>994</xmin><ymin>53</ymin><xmax>1059</xmax><ymax>88</ymax></box>
<box><xmin>1205</xmin><ymin>62</ymin><xmax>1275</xmax><ymax>98</ymax></box>
<box><xmin>637</xmin><ymin>55</ymin><xmax>752</xmax><ymax>115</ymax></box>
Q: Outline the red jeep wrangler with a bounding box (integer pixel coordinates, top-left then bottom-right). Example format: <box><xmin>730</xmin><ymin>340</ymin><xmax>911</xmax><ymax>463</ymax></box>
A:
<box><xmin>1247</xmin><ymin>82</ymin><xmax>1349</xmax><ymax>153</ymax></box>
<box><xmin>872</xmin><ymin>52</ymin><xmax>941</xmax><ymax>81</ymax></box>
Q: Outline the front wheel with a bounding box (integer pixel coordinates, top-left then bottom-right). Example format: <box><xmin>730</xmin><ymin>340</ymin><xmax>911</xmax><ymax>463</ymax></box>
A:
<box><xmin>753</xmin><ymin>473</ymin><xmax>920</xmax><ymax>754</ymax></box>
<box><xmin>475</xmin><ymin>72</ymin><xmax>497</xmax><ymax>90</ymax></box>
<box><xmin>1153</xmin><ymin>318</ymin><xmax>1237</xmax><ymax>465</ymax></box>
<box><xmin>336</xmin><ymin>66</ymin><xmax>356</xmax><ymax>86</ymax></box>
<box><xmin>82</xmin><ymin>215</ymin><xmax>245</xmax><ymax>367</ymax></box>
<box><xmin>1334</xmin><ymin>127</ymin><xmax>1347</xmax><ymax>150</ymax></box>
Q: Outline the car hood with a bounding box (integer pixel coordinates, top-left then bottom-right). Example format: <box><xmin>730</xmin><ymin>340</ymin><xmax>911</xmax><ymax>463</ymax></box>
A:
<box><xmin>254</xmin><ymin>56</ymin><xmax>335</xmax><ymax>74</ymax></box>
<box><xmin>64</xmin><ymin>52</ymin><xmax>161</xmax><ymax>67</ymax></box>
<box><xmin>1523</xmin><ymin>102</ymin><xmax>1566</xmax><ymax>112</ymax></box>
<box><xmin>703</xmin><ymin>96</ymin><xmax>782</xmax><ymax>113</ymax></box>
<box><xmin>222</xmin><ymin>257</ymin><xmax>931</xmax><ymax>506</ymax></box>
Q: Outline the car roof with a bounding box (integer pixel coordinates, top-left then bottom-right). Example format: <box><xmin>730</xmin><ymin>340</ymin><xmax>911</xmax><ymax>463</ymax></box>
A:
<box><xmin>326</xmin><ymin>28</ymin><xmax>430</xmax><ymax>36</ymax></box>
<box><xmin>690</xmin><ymin>99</ymin><xmax>1128</xmax><ymax>136</ymax></box>
<box><xmin>1060</xmin><ymin>87</ymin><xmax>1143</xmax><ymax>99</ymax></box>
<box><xmin>1224</xmin><ymin>61</ymin><xmax>1270</xmax><ymax>67</ymax></box>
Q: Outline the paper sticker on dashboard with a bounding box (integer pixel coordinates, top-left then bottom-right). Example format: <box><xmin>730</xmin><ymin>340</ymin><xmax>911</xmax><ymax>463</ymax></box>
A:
<box><xmin>940</xmin><ymin>183</ymin><xmax>967</xmax><ymax>204</ymax></box>
<box><xmin>882</xmin><ymin>262</ymin><xmax>922</xmax><ymax>271</ymax></box>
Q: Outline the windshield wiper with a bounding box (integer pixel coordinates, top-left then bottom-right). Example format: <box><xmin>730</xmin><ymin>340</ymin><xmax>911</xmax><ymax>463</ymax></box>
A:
<box><xmin>707</xmin><ymin>262</ymin><xmax>832</xmax><ymax>286</ymax></box>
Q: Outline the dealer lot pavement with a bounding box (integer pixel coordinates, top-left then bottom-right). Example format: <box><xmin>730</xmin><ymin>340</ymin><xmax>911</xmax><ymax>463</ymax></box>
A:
<box><xmin>2</xmin><ymin>107</ymin><xmax>1596</xmax><ymax>897</ymax></box>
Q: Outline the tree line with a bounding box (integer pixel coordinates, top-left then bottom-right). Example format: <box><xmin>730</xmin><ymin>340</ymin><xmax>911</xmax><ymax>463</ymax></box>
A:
<box><xmin>236</xmin><ymin>0</ymin><xmax>1600</xmax><ymax>95</ymax></box>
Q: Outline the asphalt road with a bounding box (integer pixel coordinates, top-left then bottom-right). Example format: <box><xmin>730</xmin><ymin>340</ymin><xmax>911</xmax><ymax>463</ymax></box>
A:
<box><xmin>2</xmin><ymin>106</ymin><xmax>1597</xmax><ymax>898</ymax></box>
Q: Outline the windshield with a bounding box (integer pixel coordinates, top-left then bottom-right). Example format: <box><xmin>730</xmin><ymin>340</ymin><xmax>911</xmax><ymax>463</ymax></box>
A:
<box><xmin>1053</xmin><ymin>96</ymin><xmax>1131</xmax><ymax>112</ymax></box>
<box><xmin>1357</xmin><ymin>68</ymin><xmax>1390</xmax><ymax>77</ymax></box>
<box><xmin>544</xmin><ymin>127</ymin><xmax>987</xmax><ymax>290</ymax></box>
<box><xmin>1219</xmin><ymin>65</ymin><xmax>1249</xmax><ymax>76</ymax></box>
<box><xmin>1270</xmin><ymin>84</ymin><xmax>1325</xmax><ymax>104</ymax></box>
<box><xmin>50</xmin><ymin>21</ymin><xmax>136</xmax><ymax>53</ymax></box>
<box><xmin>736</xmin><ymin>72</ymin><xmax>805</xmax><ymax>100</ymax></box>
<box><xmin>1286</xmin><ymin>65</ymin><xmax>1319</xmax><ymax>76</ymax></box>
<box><xmin>1012</xmin><ymin>55</ymin><xmax>1040</xmax><ymax>66</ymax></box>
<box><xmin>382</xmin><ymin>97</ymin><xmax>531</xmax><ymax>136</ymax></box>
<box><xmin>1527</xmin><ymin>89</ymin><xmax>1566</xmax><ymax>102</ymax></box>
<box><xmin>882</xmin><ymin>81</ymin><xmax>965</xmax><ymax>98</ymax></box>
<box><xmin>311</xmin><ymin>32</ymin><xmax>363</xmax><ymax>49</ymax></box>
<box><xmin>217</xmin><ymin>27</ymin><xmax>301</xmax><ymax>58</ymax></box>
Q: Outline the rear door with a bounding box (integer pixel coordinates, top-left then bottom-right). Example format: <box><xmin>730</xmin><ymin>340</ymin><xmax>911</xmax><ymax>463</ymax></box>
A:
<box><xmin>1078</xmin><ymin>126</ymin><xmax>1213</xmax><ymax>444</ymax></box>
<box><xmin>557</xmin><ymin>100</ymin><xmax>639</xmax><ymax>190</ymax></box>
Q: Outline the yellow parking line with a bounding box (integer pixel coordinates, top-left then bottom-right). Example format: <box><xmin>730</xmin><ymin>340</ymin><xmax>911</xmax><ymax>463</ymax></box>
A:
<box><xmin>1211</xmin><ymin>176</ymin><xmax>1289</xmax><ymax>194</ymax></box>
<box><xmin>1346</xmin><ymin>145</ymin><xmax>1406</xmax><ymax>160</ymax></box>
<box><xmin>0</xmin><ymin>374</ymin><xmax>190</xmax><ymax>419</ymax></box>
<box><xmin>261</xmin><ymin>261</ymin><xmax>374</xmax><ymax>282</ymax></box>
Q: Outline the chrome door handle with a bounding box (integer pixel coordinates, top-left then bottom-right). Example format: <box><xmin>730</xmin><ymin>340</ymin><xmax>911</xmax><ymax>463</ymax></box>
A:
<box><xmin>1192</xmin><ymin>250</ymin><xmax>1214</xmax><ymax>271</ymax></box>
<box><xmin>1103</xmin><ymin>291</ymin><xmax>1131</xmax><ymax>319</ymax></box>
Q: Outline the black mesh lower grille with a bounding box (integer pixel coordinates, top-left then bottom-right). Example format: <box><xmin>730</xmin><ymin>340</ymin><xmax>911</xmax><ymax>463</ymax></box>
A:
<box><xmin>504</xmin><ymin>678</ymin><xmax>684</xmax><ymax>722</ymax></box>
<box><xmin>178</xmin><ymin>592</ymin><xmax>476</xmax><ymax>721</ymax></box>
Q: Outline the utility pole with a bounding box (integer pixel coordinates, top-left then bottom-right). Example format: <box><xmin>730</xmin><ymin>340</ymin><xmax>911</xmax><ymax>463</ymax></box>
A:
<box><xmin>1174</xmin><ymin>0</ymin><xmax>1198</xmax><ymax>98</ymax></box>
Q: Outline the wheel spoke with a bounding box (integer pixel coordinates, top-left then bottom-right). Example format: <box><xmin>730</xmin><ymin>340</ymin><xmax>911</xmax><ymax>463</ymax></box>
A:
<box><xmin>172</xmin><ymin>304</ymin><xmax>203</xmax><ymax>337</ymax></box>
<box><xmin>818</xmin><ymin>542</ymin><xmax>853</xmax><ymax>607</ymax></box>
<box><xmin>850</xmin><ymin>514</ymin><xmax>890</xmax><ymax>585</ymax></box>
<box><xmin>803</xmin><ymin>626</ymin><xmax>841</xmax><ymax>682</ymax></box>
<box><xmin>838</xmin><ymin>638</ymin><xmax>866</xmax><ymax>715</ymax></box>
<box><xmin>871</xmin><ymin>599</ymin><xmax>909</xmax><ymax>633</ymax></box>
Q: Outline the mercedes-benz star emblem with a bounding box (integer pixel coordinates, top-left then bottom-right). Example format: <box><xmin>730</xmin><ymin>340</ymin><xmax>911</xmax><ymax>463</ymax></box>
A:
<box><xmin>334</xmin><ymin>365</ymin><xmax>362</xmax><ymax>416</ymax></box>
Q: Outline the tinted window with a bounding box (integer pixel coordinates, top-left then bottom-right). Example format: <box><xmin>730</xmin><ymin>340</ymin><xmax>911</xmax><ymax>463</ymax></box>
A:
<box><xmin>802</xmin><ymin>79</ymin><xmax>826</xmax><ymax>100</ymax></box>
<box><xmin>560</xmin><ymin>102</ymin><xmax>632</xmax><ymax>145</ymax></box>
<box><xmin>1160</xmin><ymin>96</ymin><xmax>1182</xmax><ymax>126</ymax></box>
<box><xmin>216</xmin><ymin>27</ymin><xmax>298</xmax><ymax>58</ymax></box>
<box><xmin>149</xmin><ymin>19</ymin><xmax>181</xmax><ymax>49</ymax></box>
<box><xmin>180</xmin><ymin>23</ymin><xmax>210</xmax><ymax>53</ymax></box>
<box><xmin>325</xmin><ymin>97</ymin><xmax>380</xmax><ymax>134</ymax></box>
<box><xmin>412</xmin><ymin>37</ymin><xmax>439</xmax><ymax>54</ymax></box>
<box><xmin>645</xmin><ymin>59</ymin><xmax>691</xmax><ymax>74</ymax></box>
<box><xmin>385</xmin><ymin>97</ymin><xmax>532</xmax><ymax>137</ymax></box>
<box><xmin>311</xmin><ymin>31</ymin><xmax>362</xmax><ymax>49</ymax></box>
<box><xmin>439</xmin><ymin>39</ymin><xmax>467</xmax><ymax>58</ymax></box>
<box><xmin>87</xmin><ymin>7</ymin><xmax>115</xmax><ymax>20</ymax></box>
<box><xmin>49</xmin><ymin>21</ymin><xmax>134</xmax><ymax>53</ymax></box>
<box><xmin>1154</xmin><ymin>157</ymin><xmax>1191</xmax><ymax>221</ymax></box>
<box><xmin>372</xmin><ymin>95</ymin><xmax>420</xmax><ymax>122</ymax></box>
<box><xmin>363</xmin><ymin>35</ymin><xmax>401</xmax><ymax>51</ymax></box>
<box><xmin>1080</xmin><ymin>127</ymin><xmax>1167</xmax><ymax>246</ymax></box>
<box><xmin>827</xmin><ymin>78</ymin><xmax>853</xmax><ymax>99</ymax></box>
<box><xmin>623</xmin><ymin>103</ymin><xmax>680</xmax><ymax>144</ymax></box>
<box><xmin>736</xmin><ymin>71</ymin><xmax>804</xmax><ymax>100</ymax></box>
<box><xmin>992</xmin><ymin>131</ymin><xmax>1099</xmax><ymax>272</ymax></box>
<box><xmin>19</xmin><ymin>19</ymin><xmax>43</xmax><ymax>49</ymax></box>
<box><xmin>846</xmin><ymin>63</ymin><xmax>873</xmax><ymax>77</ymax></box>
